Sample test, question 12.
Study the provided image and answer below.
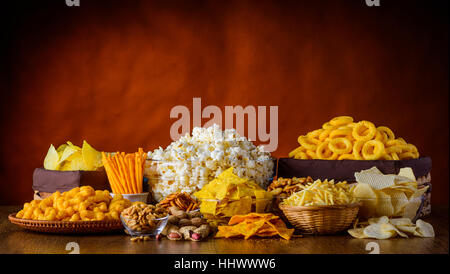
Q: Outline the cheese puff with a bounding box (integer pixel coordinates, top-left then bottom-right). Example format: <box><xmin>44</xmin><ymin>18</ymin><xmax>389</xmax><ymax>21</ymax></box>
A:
<box><xmin>69</xmin><ymin>213</ymin><xmax>81</xmax><ymax>222</ymax></box>
<box><xmin>109</xmin><ymin>210</ymin><xmax>120</xmax><ymax>220</ymax></box>
<box><xmin>66</xmin><ymin>187</ymin><xmax>80</xmax><ymax>198</ymax></box>
<box><xmin>23</xmin><ymin>202</ymin><xmax>32</xmax><ymax>211</ymax></box>
<box><xmin>65</xmin><ymin>206</ymin><xmax>75</xmax><ymax>217</ymax></box>
<box><xmin>80</xmin><ymin>210</ymin><xmax>95</xmax><ymax>220</ymax></box>
<box><xmin>94</xmin><ymin>212</ymin><xmax>106</xmax><ymax>221</ymax></box>
<box><xmin>23</xmin><ymin>210</ymin><xmax>33</xmax><ymax>220</ymax></box>
<box><xmin>80</xmin><ymin>186</ymin><xmax>95</xmax><ymax>197</ymax></box>
<box><xmin>16</xmin><ymin>210</ymin><xmax>25</xmax><ymax>219</ymax></box>
<box><xmin>30</xmin><ymin>200</ymin><xmax>41</xmax><ymax>207</ymax></box>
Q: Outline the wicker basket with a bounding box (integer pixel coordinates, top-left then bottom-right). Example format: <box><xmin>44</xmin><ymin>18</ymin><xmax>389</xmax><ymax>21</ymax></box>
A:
<box><xmin>279</xmin><ymin>203</ymin><xmax>361</xmax><ymax>234</ymax></box>
<box><xmin>8</xmin><ymin>213</ymin><xmax>123</xmax><ymax>234</ymax></box>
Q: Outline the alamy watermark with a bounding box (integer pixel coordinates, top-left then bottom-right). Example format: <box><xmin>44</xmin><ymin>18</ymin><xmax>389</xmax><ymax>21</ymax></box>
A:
<box><xmin>170</xmin><ymin>98</ymin><xmax>278</xmax><ymax>152</ymax></box>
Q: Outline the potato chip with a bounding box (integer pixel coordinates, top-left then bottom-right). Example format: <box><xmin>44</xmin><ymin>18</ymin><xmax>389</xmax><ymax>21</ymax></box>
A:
<box><xmin>402</xmin><ymin>196</ymin><xmax>423</xmax><ymax>220</ymax></box>
<box><xmin>59</xmin><ymin>145</ymin><xmax>78</xmax><ymax>164</ymax></box>
<box><xmin>347</xmin><ymin>228</ymin><xmax>368</xmax><ymax>239</ymax></box>
<box><xmin>374</xmin><ymin>190</ymin><xmax>395</xmax><ymax>217</ymax></box>
<box><xmin>82</xmin><ymin>140</ymin><xmax>103</xmax><ymax>170</ymax></box>
<box><xmin>56</xmin><ymin>144</ymin><xmax>68</xmax><ymax>153</ymax></box>
<box><xmin>67</xmin><ymin>141</ymin><xmax>81</xmax><ymax>151</ymax></box>
<box><xmin>396</xmin><ymin>225</ymin><xmax>417</xmax><ymax>235</ymax></box>
<box><xmin>414</xmin><ymin>219</ymin><xmax>435</xmax><ymax>238</ymax></box>
<box><xmin>398</xmin><ymin>167</ymin><xmax>416</xmax><ymax>181</ymax></box>
<box><xmin>389</xmin><ymin>217</ymin><xmax>413</xmax><ymax>227</ymax></box>
<box><xmin>59</xmin><ymin>150</ymin><xmax>88</xmax><ymax>171</ymax></box>
<box><xmin>363</xmin><ymin>223</ymin><xmax>396</xmax><ymax>239</ymax></box>
<box><xmin>353</xmin><ymin>183</ymin><xmax>378</xmax><ymax>218</ymax></box>
<box><xmin>368</xmin><ymin>216</ymin><xmax>389</xmax><ymax>224</ymax></box>
<box><xmin>43</xmin><ymin>144</ymin><xmax>60</xmax><ymax>170</ymax></box>
<box><xmin>382</xmin><ymin>189</ymin><xmax>409</xmax><ymax>216</ymax></box>
<box><xmin>355</xmin><ymin>167</ymin><xmax>396</xmax><ymax>190</ymax></box>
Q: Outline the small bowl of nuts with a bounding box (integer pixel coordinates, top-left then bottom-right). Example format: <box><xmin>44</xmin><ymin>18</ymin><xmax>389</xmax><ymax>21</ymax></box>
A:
<box><xmin>120</xmin><ymin>203</ymin><xmax>169</xmax><ymax>238</ymax></box>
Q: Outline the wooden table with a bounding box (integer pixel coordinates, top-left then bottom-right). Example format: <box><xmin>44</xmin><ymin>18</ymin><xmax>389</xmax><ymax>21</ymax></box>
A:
<box><xmin>0</xmin><ymin>206</ymin><xmax>448</xmax><ymax>254</ymax></box>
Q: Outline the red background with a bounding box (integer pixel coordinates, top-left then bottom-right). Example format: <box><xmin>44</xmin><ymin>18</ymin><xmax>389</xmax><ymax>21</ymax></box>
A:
<box><xmin>1</xmin><ymin>0</ymin><xmax>448</xmax><ymax>205</ymax></box>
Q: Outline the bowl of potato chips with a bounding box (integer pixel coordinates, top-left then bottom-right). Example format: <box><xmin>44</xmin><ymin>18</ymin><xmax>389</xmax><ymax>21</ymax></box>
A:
<box><xmin>351</xmin><ymin>167</ymin><xmax>428</xmax><ymax>221</ymax></box>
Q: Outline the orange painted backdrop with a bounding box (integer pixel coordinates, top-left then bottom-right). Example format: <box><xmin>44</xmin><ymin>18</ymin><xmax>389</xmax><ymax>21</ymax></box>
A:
<box><xmin>1</xmin><ymin>0</ymin><xmax>448</xmax><ymax>205</ymax></box>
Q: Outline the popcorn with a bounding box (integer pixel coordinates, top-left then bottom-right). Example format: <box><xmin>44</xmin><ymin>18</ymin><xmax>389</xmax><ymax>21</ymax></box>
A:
<box><xmin>146</xmin><ymin>124</ymin><xmax>274</xmax><ymax>201</ymax></box>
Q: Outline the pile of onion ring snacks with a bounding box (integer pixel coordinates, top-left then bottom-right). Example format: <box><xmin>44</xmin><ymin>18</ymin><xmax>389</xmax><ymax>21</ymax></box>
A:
<box><xmin>288</xmin><ymin>116</ymin><xmax>420</xmax><ymax>160</ymax></box>
<box><xmin>280</xmin><ymin>179</ymin><xmax>358</xmax><ymax>206</ymax></box>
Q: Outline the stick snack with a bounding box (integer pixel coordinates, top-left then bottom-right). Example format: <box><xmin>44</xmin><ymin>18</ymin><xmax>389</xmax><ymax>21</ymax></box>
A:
<box><xmin>102</xmin><ymin>148</ymin><xmax>146</xmax><ymax>194</ymax></box>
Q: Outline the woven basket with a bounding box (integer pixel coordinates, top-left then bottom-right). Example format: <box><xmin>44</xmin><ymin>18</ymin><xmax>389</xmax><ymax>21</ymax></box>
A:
<box><xmin>279</xmin><ymin>203</ymin><xmax>361</xmax><ymax>234</ymax></box>
<box><xmin>8</xmin><ymin>213</ymin><xmax>123</xmax><ymax>234</ymax></box>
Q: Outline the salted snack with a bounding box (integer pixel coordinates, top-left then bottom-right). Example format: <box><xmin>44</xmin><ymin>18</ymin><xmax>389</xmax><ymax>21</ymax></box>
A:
<box><xmin>157</xmin><ymin>192</ymin><xmax>199</xmax><ymax>211</ymax></box>
<box><xmin>161</xmin><ymin>206</ymin><xmax>211</xmax><ymax>241</ymax></box>
<box><xmin>121</xmin><ymin>203</ymin><xmax>168</xmax><ymax>234</ymax></box>
<box><xmin>146</xmin><ymin>124</ymin><xmax>274</xmax><ymax>201</ymax></box>
<box><xmin>352</xmin><ymin>167</ymin><xmax>428</xmax><ymax>219</ymax></box>
<box><xmin>215</xmin><ymin>213</ymin><xmax>295</xmax><ymax>240</ymax></box>
<box><xmin>194</xmin><ymin>167</ymin><xmax>273</xmax><ymax>226</ymax></box>
<box><xmin>102</xmin><ymin>149</ymin><xmax>146</xmax><ymax>194</ymax></box>
<box><xmin>348</xmin><ymin>216</ymin><xmax>435</xmax><ymax>239</ymax></box>
<box><xmin>15</xmin><ymin>186</ymin><xmax>131</xmax><ymax>221</ymax></box>
<box><xmin>281</xmin><ymin>179</ymin><xmax>357</xmax><ymax>206</ymax></box>
<box><xmin>288</xmin><ymin>116</ymin><xmax>420</xmax><ymax>160</ymax></box>
<box><xmin>267</xmin><ymin>177</ymin><xmax>314</xmax><ymax>197</ymax></box>
<box><xmin>44</xmin><ymin>141</ymin><xmax>103</xmax><ymax>171</ymax></box>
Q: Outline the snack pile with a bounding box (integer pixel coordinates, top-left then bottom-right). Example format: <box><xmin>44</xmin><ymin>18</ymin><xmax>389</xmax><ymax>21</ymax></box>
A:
<box><xmin>147</xmin><ymin>124</ymin><xmax>274</xmax><ymax>201</ymax></box>
<box><xmin>281</xmin><ymin>179</ymin><xmax>357</xmax><ymax>206</ymax></box>
<box><xmin>267</xmin><ymin>177</ymin><xmax>314</xmax><ymax>197</ymax></box>
<box><xmin>215</xmin><ymin>213</ymin><xmax>294</xmax><ymax>240</ymax></box>
<box><xmin>194</xmin><ymin>167</ymin><xmax>273</xmax><ymax>226</ymax></box>
<box><xmin>289</xmin><ymin>116</ymin><xmax>420</xmax><ymax>160</ymax></box>
<box><xmin>121</xmin><ymin>202</ymin><xmax>169</xmax><ymax>241</ymax></box>
<box><xmin>352</xmin><ymin>167</ymin><xmax>428</xmax><ymax>219</ymax></box>
<box><xmin>102</xmin><ymin>149</ymin><xmax>146</xmax><ymax>194</ymax></box>
<box><xmin>157</xmin><ymin>192</ymin><xmax>199</xmax><ymax>211</ymax></box>
<box><xmin>161</xmin><ymin>206</ymin><xmax>211</xmax><ymax>241</ymax></box>
<box><xmin>348</xmin><ymin>216</ymin><xmax>434</xmax><ymax>239</ymax></box>
<box><xmin>44</xmin><ymin>141</ymin><xmax>103</xmax><ymax>171</ymax></box>
<box><xmin>16</xmin><ymin>186</ymin><xmax>130</xmax><ymax>221</ymax></box>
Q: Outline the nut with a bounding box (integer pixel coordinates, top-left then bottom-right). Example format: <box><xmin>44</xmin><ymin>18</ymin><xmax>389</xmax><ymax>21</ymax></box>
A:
<box><xmin>168</xmin><ymin>232</ymin><xmax>182</xmax><ymax>240</ymax></box>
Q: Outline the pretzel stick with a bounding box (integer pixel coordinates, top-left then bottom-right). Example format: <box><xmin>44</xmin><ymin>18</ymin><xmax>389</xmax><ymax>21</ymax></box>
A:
<box><xmin>109</xmin><ymin>154</ymin><xmax>127</xmax><ymax>194</ymax></box>
<box><xmin>127</xmin><ymin>155</ymin><xmax>138</xmax><ymax>194</ymax></box>
<box><xmin>116</xmin><ymin>153</ymin><xmax>131</xmax><ymax>194</ymax></box>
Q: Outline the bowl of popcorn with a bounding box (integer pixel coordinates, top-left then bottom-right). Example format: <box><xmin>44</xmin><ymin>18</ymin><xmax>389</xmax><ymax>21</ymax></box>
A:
<box><xmin>144</xmin><ymin>124</ymin><xmax>275</xmax><ymax>202</ymax></box>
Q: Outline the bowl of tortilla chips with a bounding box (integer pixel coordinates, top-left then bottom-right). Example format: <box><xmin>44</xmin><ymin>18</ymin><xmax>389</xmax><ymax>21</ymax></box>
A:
<box><xmin>193</xmin><ymin>167</ymin><xmax>274</xmax><ymax>227</ymax></box>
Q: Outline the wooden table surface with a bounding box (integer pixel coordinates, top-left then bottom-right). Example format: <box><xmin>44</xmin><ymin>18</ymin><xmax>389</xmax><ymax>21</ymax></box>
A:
<box><xmin>1</xmin><ymin>206</ymin><xmax>448</xmax><ymax>254</ymax></box>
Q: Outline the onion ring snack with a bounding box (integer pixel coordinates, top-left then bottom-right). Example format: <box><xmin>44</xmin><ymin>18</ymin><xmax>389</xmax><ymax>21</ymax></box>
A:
<box><xmin>288</xmin><ymin>116</ymin><xmax>420</xmax><ymax>160</ymax></box>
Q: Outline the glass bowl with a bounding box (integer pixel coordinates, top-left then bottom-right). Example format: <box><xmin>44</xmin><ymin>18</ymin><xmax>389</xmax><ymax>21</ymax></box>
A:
<box><xmin>355</xmin><ymin>196</ymin><xmax>424</xmax><ymax>221</ymax></box>
<box><xmin>120</xmin><ymin>214</ymin><xmax>169</xmax><ymax>237</ymax></box>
